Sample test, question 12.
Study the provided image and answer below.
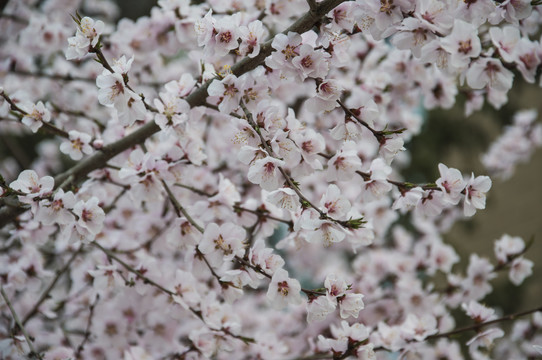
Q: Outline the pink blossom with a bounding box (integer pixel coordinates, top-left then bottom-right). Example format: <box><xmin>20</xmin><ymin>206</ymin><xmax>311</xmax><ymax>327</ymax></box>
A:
<box><xmin>466</xmin><ymin>58</ymin><xmax>514</xmax><ymax>92</ymax></box>
<box><xmin>10</xmin><ymin>169</ymin><xmax>54</xmax><ymax>201</ymax></box>
<box><xmin>21</xmin><ymin>101</ymin><xmax>51</xmax><ymax>133</ymax></box>
<box><xmin>164</xmin><ymin>73</ymin><xmax>196</xmax><ymax>98</ymax></box>
<box><xmin>291</xmin><ymin>44</ymin><xmax>330</xmax><ymax>80</ymax></box>
<box><xmin>88</xmin><ymin>264</ymin><xmax>123</xmax><ymax>294</ymax></box>
<box><xmin>207</xmin><ymin>74</ymin><xmax>243</xmax><ymax>114</ymax></box>
<box><xmin>326</xmin><ymin>141</ymin><xmax>363</xmax><ymax>181</ymax></box>
<box><xmin>401</xmin><ymin>313</ymin><xmax>438</xmax><ymax>341</ymax></box>
<box><xmin>153</xmin><ymin>91</ymin><xmax>190</xmax><ymax>130</ymax></box>
<box><xmin>73</xmin><ymin>197</ymin><xmax>105</xmax><ymax>235</ymax></box>
<box><xmin>212</xmin><ymin>17</ymin><xmax>240</xmax><ymax>57</ymax></box>
<box><xmin>267</xmin><ymin>187</ymin><xmax>299</xmax><ymax>212</ymax></box>
<box><xmin>320</xmin><ymin>184</ymin><xmax>351</xmax><ymax>219</ymax></box>
<box><xmin>198</xmin><ymin>222</ymin><xmax>245</xmax><ymax>265</ymax></box>
<box><xmin>266</xmin><ymin>268</ymin><xmax>302</xmax><ymax>309</ymax></box>
<box><xmin>339</xmin><ymin>293</ymin><xmax>365</xmax><ymax>319</ymax></box>
<box><xmin>65</xmin><ymin>16</ymin><xmax>104</xmax><ymax>60</ymax></box>
<box><xmin>305</xmin><ymin>79</ymin><xmax>343</xmax><ymax>113</ymax></box>
<box><xmin>59</xmin><ymin>130</ymin><xmax>94</xmax><ymax>160</ymax></box>
<box><xmin>247</xmin><ymin>156</ymin><xmax>285</xmax><ymax>191</ymax></box>
<box><xmin>436</xmin><ymin>163</ymin><xmax>465</xmax><ymax>205</ymax></box>
<box><xmin>266</xmin><ymin>32</ymin><xmax>302</xmax><ymax>77</ymax></box>
<box><xmin>37</xmin><ymin>189</ymin><xmax>76</xmax><ymax>225</ymax></box>
<box><xmin>464</xmin><ymin>174</ymin><xmax>492</xmax><ymax>217</ymax></box>
<box><xmin>307</xmin><ymin>296</ymin><xmax>336</xmax><ymax>323</ymax></box>
<box><xmin>392</xmin><ymin>186</ymin><xmax>423</xmax><ymax>213</ymax></box>
<box><xmin>490</xmin><ymin>26</ymin><xmax>520</xmax><ymax>63</ymax></box>
<box><xmin>494</xmin><ymin>234</ymin><xmax>525</xmax><ymax>263</ymax></box>
<box><xmin>509</xmin><ymin>257</ymin><xmax>533</xmax><ymax>285</ymax></box>
<box><xmin>238</xmin><ymin>20</ymin><xmax>267</xmax><ymax>58</ymax></box>
<box><xmin>462</xmin><ymin>301</ymin><xmax>496</xmax><ymax>323</ymax></box>
<box><xmin>440</xmin><ymin>19</ymin><xmax>481</xmax><ymax>69</ymax></box>
<box><xmin>96</xmin><ymin>69</ymin><xmax>146</xmax><ymax>126</ymax></box>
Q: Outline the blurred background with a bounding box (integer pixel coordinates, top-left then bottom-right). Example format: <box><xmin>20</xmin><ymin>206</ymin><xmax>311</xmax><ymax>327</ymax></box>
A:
<box><xmin>407</xmin><ymin>80</ymin><xmax>542</xmax><ymax>316</ymax></box>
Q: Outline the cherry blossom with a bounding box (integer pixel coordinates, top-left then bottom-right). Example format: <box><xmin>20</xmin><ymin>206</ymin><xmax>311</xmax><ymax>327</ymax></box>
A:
<box><xmin>37</xmin><ymin>189</ymin><xmax>76</xmax><ymax>225</ymax></box>
<box><xmin>72</xmin><ymin>197</ymin><xmax>105</xmax><ymax>236</ymax></box>
<box><xmin>462</xmin><ymin>301</ymin><xmax>496</xmax><ymax>323</ymax></box>
<box><xmin>291</xmin><ymin>44</ymin><xmax>330</xmax><ymax>80</ymax></box>
<box><xmin>96</xmin><ymin>69</ymin><xmax>146</xmax><ymax>126</ymax></box>
<box><xmin>320</xmin><ymin>184</ymin><xmax>351</xmax><ymax>219</ymax></box>
<box><xmin>463</xmin><ymin>174</ymin><xmax>492</xmax><ymax>217</ymax></box>
<box><xmin>338</xmin><ymin>293</ymin><xmax>365</xmax><ymax>319</ymax></box>
<box><xmin>153</xmin><ymin>91</ymin><xmax>190</xmax><ymax>131</ymax></box>
<box><xmin>401</xmin><ymin>313</ymin><xmax>438</xmax><ymax>341</ymax></box>
<box><xmin>307</xmin><ymin>296</ymin><xmax>336</xmax><ymax>323</ymax></box>
<box><xmin>266</xmin><ymin>268</ymin><xmax>302</xmax><ymax>309</ymax></box>
<box><xmin>247</xmin><ymin>156</ymin><xmax>285</xmax><ymax>191</ymax></box>
<box><xmin>9</xmin><ymin>169</ymin><xmax>54</xmax><ymax>202</ymax></box>
<box><xmin>2</xmin><ymin>1</ymin><xmax>542</xmax><ymax>359</ymax></box>
<box><xmin>305</xmin><ymin>79</ymin><xmax>343</xmax><ymax>113</ymax></box>
<box><xmin>440</xmin><ymin>19</ymin><xmax>481</xmax><ymax>69</ymax></box>
<box><xmin>21</xmin><ymin>101</ymin><xmax>51</xmax><ymax>133</ymax></box>
<box><xmin>238</xmin><ymin>20</ymin><xmax>267</xmax><ymax>58</ymax></box>
<box><xmin>65</xmin><ymin>16</ymin><xmax>105</xmax><ymax>60</ymax></box>
<box><xmin>59</xmin><ymin>130</ymin><xmax>94</xmax><ymax>160</ymax></box>
<box><xmin>326</xmin><ymin>141</ymin><xmax>363</xmax><ymax>181</ymax></box>
<box><xmin>436</xmin><ymin>163</ymin><xmax>465</xmax><ymax>205</ymax></box>
<box><xmin>266</xmin><ymin>187</ymin><xmax>299</xmax><ymax>212</ymax></box>
<box><xmin>466</xmin><ymin>58</ymin><xmax>514</xmax><ymax>92</ymax></box>
<box><xmin>207</xmin><ymin>74</ymin><xmax>243</xmax><ymax>114</ymax></box>
<box><xmin>198</xmin><ymin>222</ymin><xmax>245</xmax><ymax>265</ymax></box>
<box><xmin>509</xmin><ymin>257</ymin><xmax>534</xmax><ymax>285</ymax></box>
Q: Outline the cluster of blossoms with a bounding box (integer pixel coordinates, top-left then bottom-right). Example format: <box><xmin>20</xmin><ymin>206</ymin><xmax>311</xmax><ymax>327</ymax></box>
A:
<box><xmin>0</xmin><ymin>0</ymin><xmax>541</xmax><ymax>359</ymax></box>
<box><xmin>482</xmin><ymin>109</ymin><xmax>542</xmax><ymax>179</ymax></box>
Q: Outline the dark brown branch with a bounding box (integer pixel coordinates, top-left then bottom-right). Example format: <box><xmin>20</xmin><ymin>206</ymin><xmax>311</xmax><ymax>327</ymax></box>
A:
<box><xmin>336</xmin><ymin>99</ymin><xmax>405</xmax><ymax>143</ymax></box>
<box><xmin>0</xmin><ymin>0</ymin><xmax>347</xmax><ymax>229</ymax></box>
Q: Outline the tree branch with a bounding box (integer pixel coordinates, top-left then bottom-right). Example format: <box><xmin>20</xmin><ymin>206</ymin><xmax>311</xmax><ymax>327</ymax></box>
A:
<box><xmin>0</xmin><ymin>0</ymin><xmax>348</xmax><ymax>229</ymax></box>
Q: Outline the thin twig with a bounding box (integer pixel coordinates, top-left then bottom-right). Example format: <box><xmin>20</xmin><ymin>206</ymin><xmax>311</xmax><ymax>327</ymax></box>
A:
<box><xmin>50</xmin><ymin>102</ymin><xmax>105</xmax><ymax>131</ymax></box>
<box><xmin>172</xmin><ymin>182</ymin><xmax>293</xmax><ymax>226</ymax></box>
<box><xmin>1</xmin><ymin>91</ymin><xmax>70</xmax><ymax>138</ymax></box>
<box><xmin>426</xmin><ymin>305</ymin><xmax>542</xmax><ymax>340</ymax></box>
<box><xmin>234</xmin><ymin>205</ymin><xmax>293</xmax><ymax>227</ymax></box>
<box><xmin>336</xmin><ymin>99</ymin><xmax>405</xmax><ymax>143</ymax></box>
<box><xmin>296</xmin><ymin>304</ymin><xmax>542</xmax><ymax>360</ymax></box>
<box><xmin>22</xmin><ymin>246</ymin><xmax>84</xmax><ymax>325</ymax></box>
<box><xmin>90</xmin><ymin>241</ymin><xmax>255</xmax><ymax>344</ymax></box>
<box><xmin>239</xmin><ymin>101</ymin><xmax>362</xmax><ymax>230</ymax></box>
<box><xmin>112</xmin><ymin>220</ymin><xmax>172</xmax><ymax>254</ymax></box>
<box><xmin>0</xmin><ymin>0</ymin><xmax>349</xmax><ymax>229</ymax></box>
<box><xmin>234</xmin><ymin>256</ymin><xmax>325</xmax><ymax>297</ymax></box>
<box><xmin>75</xmin><ymin>296</ymin><xmax>99</xmax><ymax>358</ymax></box>
<box><xmin>1</xmin><ymin>285</ymin><xmax>43</xmax><ymax>359</ymax></box>
<box><xmin>174</xmin><ymin>182</ymin><xmax>217</xmax><ymax>197</ymax></box>
<box><xmin>161</xmin><ymin>180</ymin><xmax>204</xmax><ymax>233</ymax></box>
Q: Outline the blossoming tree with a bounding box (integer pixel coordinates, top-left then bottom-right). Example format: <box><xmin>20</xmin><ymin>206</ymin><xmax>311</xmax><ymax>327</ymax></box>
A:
<box><xmin>1</xmin><ymin>0</ymin><xmax>542</xmax><ymax>359</ymax></box>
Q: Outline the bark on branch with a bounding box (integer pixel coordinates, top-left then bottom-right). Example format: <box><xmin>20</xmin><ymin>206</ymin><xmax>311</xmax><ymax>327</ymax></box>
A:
<box><xmin>0</xmin><ymin>0</ymin><xmax>347</xmax><ymax>229</ymax></box>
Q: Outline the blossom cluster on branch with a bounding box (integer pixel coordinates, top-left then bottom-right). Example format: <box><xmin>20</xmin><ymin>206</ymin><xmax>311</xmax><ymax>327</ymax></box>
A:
<box><xmin>0</xmin><ymin>0</ymin><xmax>541</xmax><ymax>359</ymax></box>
